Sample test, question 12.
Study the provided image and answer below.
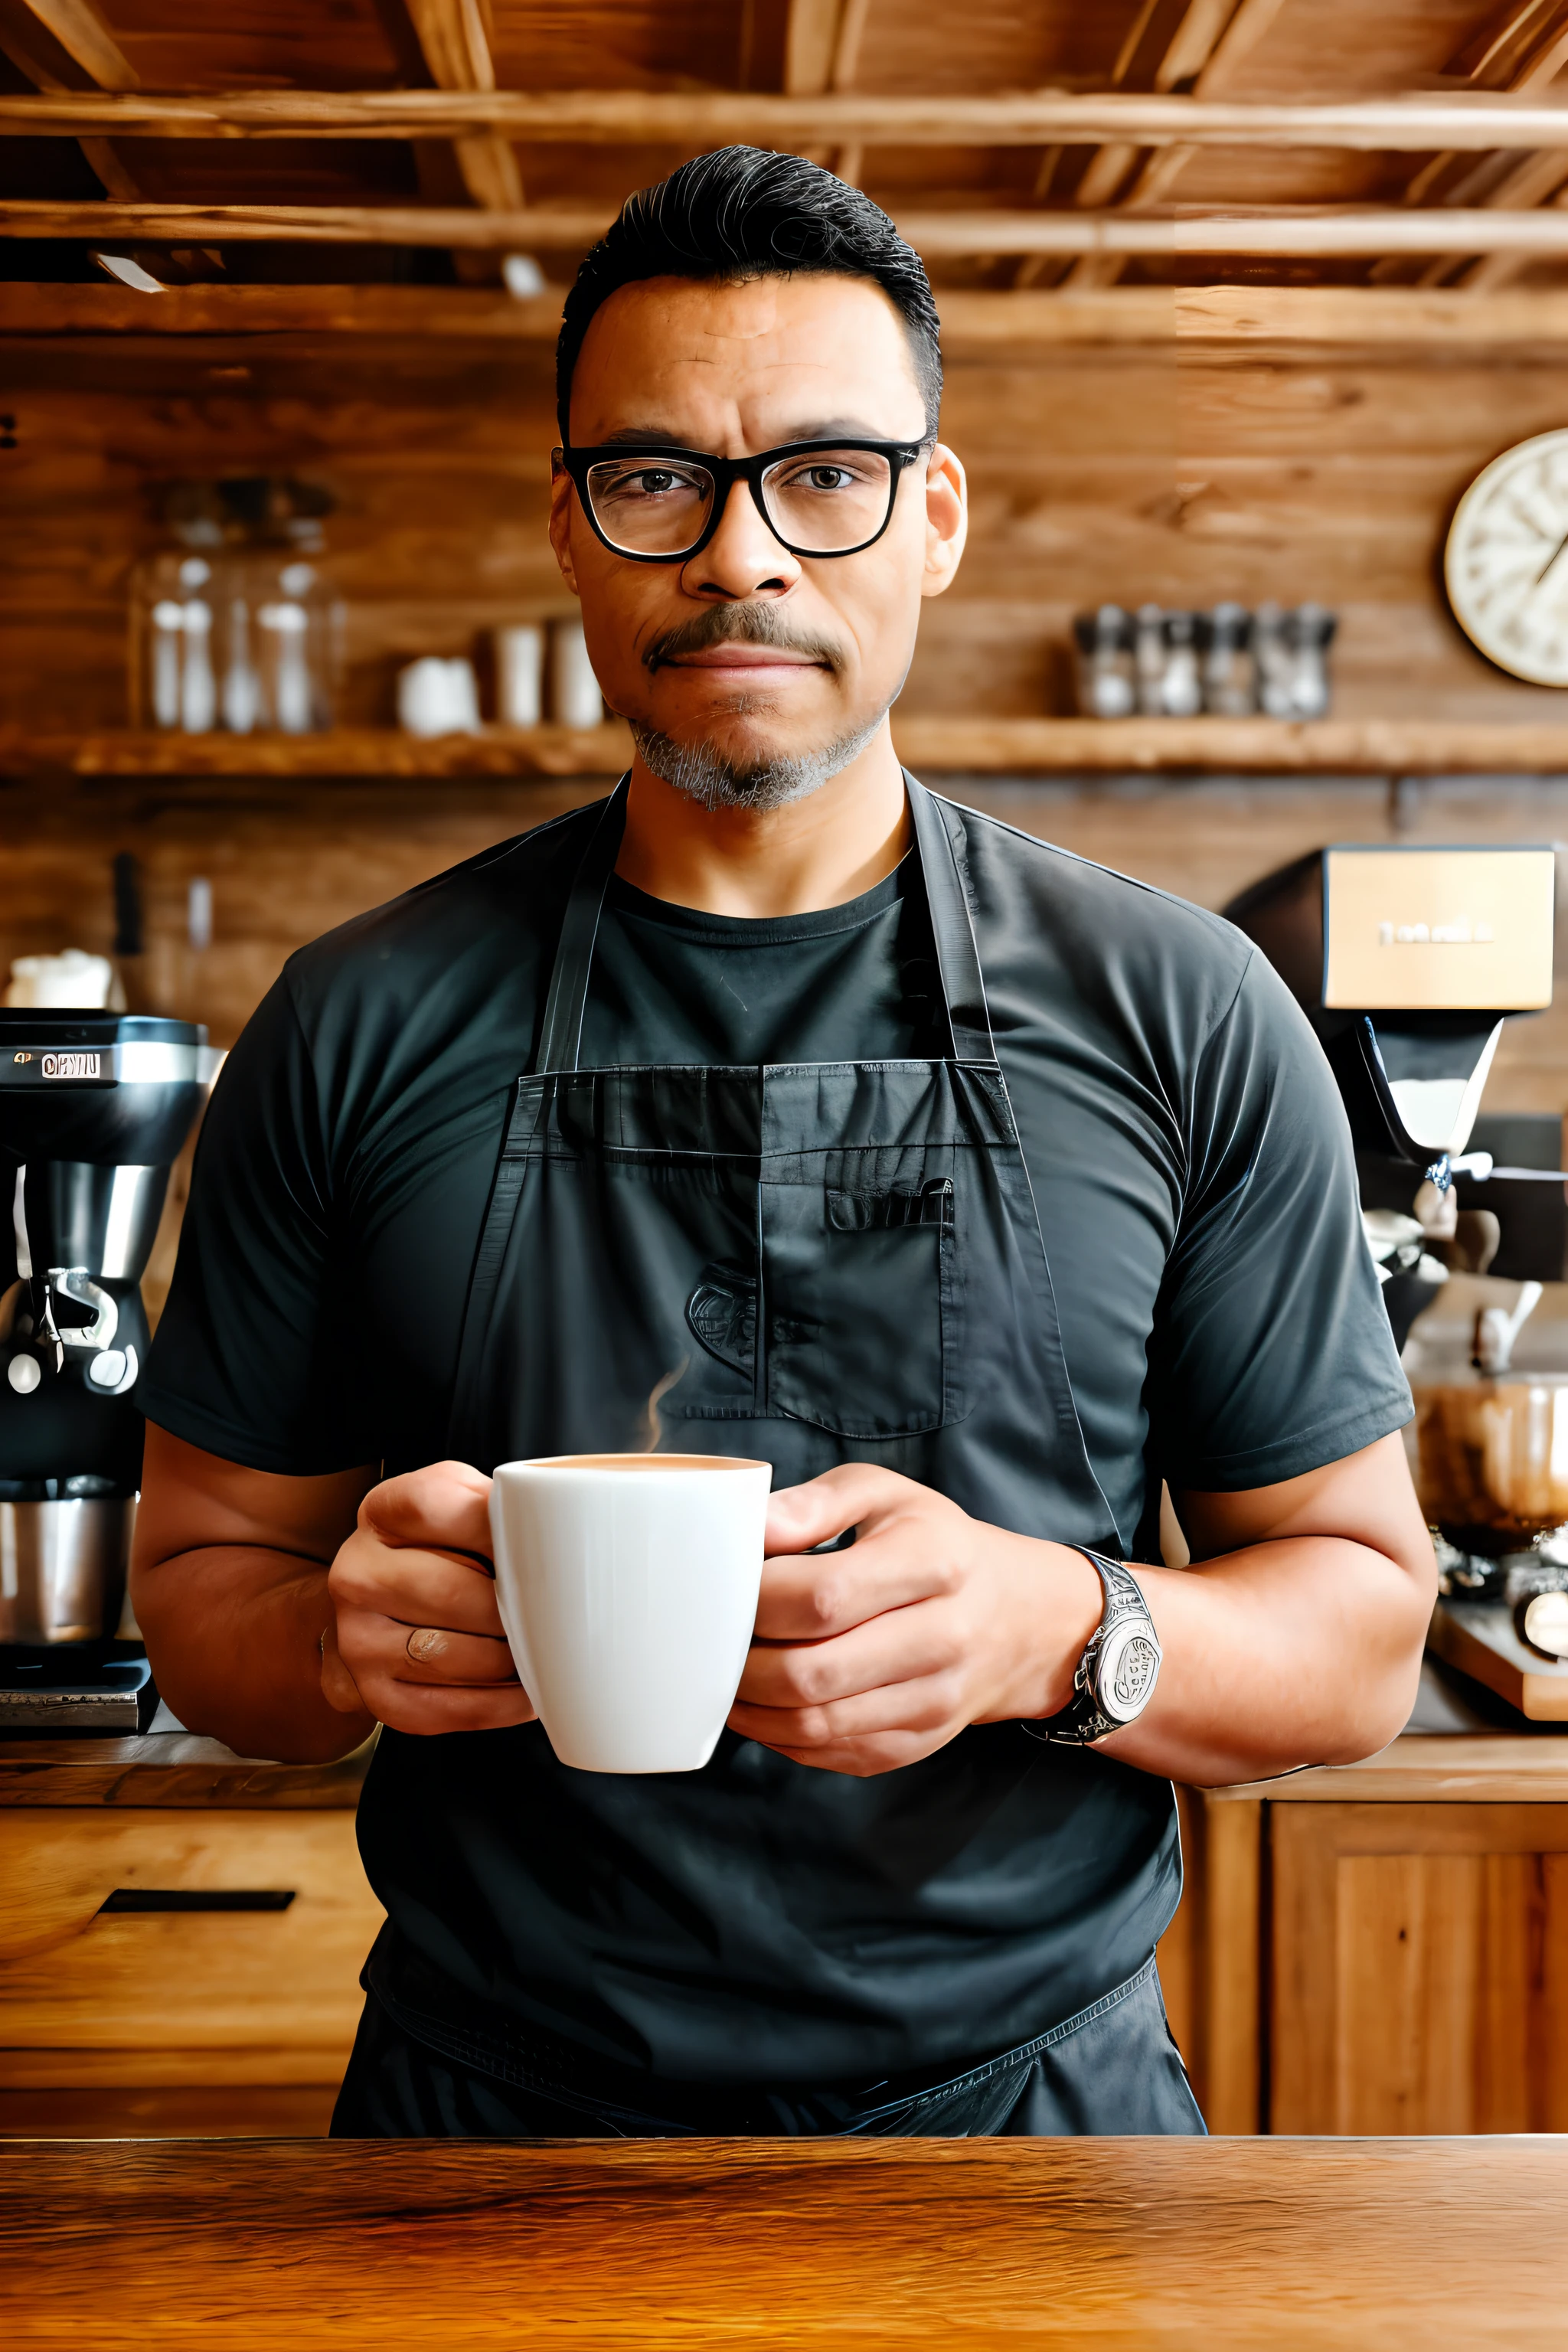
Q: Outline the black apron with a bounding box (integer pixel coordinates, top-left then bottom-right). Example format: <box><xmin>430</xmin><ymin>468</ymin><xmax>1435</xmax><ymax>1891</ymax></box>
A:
<box><xmin>352</xmin><ymin>776</ymin><xmax>1192</xmax><ymax>2132</ymax></box>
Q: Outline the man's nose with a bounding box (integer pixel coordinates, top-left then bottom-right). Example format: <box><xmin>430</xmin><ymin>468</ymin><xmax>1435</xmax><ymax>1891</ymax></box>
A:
<box><xmin>681</xmin><ymin>478</ymin><xmax>801</xmax><ymax>602</ymax></box>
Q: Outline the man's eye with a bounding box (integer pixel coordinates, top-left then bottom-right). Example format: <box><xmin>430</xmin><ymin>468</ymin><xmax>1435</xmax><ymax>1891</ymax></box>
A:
<box><xmin>602</xmin><ymin>466</ymin><xmax>695</xmax><ymax>498</ymax></box>
<box><xmin>797</xmin><ymin>466</ymin><xmax>854</xmax><ymax>492</ymax></box>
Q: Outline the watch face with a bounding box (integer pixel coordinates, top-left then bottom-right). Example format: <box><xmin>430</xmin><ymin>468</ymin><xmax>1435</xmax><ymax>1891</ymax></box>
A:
<box><xmin>1097</xmin><ymin>1617</ymin><xmax>1161</xmax><ymax>1723</ymax></box>
<box><xmin>1445</xmin><ymin>430</ymin><xmax>1568</xmax><ymax>685</ymax></box>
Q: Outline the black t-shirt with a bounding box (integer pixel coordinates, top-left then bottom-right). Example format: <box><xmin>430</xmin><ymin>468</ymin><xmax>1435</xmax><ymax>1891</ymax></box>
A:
<box><xmin>142</xmin><ymin>791</ymin><xmax>1412</xmax><ymax>2083</ymax></box>
<box><xmin>145</xmin><ymin>797</ymin><xmax>1410</xmax><ymax>1536</ymax></box>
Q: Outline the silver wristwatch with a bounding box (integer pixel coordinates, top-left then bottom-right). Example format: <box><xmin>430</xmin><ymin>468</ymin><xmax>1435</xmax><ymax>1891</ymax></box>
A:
<box><xmin>1037</xmin><ymin>1549</ymin><xmax>1161</xmax><ymax>1745</ymax></box>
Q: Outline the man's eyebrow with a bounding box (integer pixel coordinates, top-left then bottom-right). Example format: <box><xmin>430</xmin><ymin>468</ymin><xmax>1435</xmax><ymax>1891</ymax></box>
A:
<box><xmin>771</xmin><ymin>419</ymin><xmax>911</xmax><ymax>443</ymax></box>
<box><xmin>595</xmin><ymin>426</ymin><xmax>692</xmax><ymax>447</ymax></box>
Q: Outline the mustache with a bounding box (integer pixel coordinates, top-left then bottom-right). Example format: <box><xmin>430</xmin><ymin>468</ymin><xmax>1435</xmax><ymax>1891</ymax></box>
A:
<box><xmin>642</xmin><ymin>603</ymin><xmax>846</xmax><ymax>676</ymax></box>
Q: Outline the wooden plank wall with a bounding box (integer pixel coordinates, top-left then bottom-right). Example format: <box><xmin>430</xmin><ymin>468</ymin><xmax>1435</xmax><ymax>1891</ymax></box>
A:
<box><xmin>8</xmin><ymin>319</ymin><xmax>1568</xmax><ymax>733</ymax></box>
<box><xmin>5</xmin><ymin>317</ymin><xmax>1568</xmax><ymax>1107</ymax></box>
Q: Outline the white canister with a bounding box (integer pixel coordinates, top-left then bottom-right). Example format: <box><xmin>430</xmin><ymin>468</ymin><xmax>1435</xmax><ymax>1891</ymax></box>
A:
<box><xmin>4</xmin><ymin>950</ymin><xmax>116</xmax><ymax>1009</ymax></box>
<box><xmin>488</xmin><ymin>1453</ymin><xmax>772</xmax><ymax>1774</ymax></box>
<box><xmin>494</xmin><ymin>624</ymin><xmax>545</xmax><ymax>727</ymax></box>
<box><xmin>397</xmin><ymin>655</ymin><xmax>482</xmax><ymax>738</ymax></box>
<box><xmin>549</xmin><ymin>618</ymin><xmax>606</xmax><ymax>728</ymax></box>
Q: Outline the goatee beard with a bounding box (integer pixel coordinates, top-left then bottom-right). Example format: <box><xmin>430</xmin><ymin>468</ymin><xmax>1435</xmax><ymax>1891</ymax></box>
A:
<box><xmin>629</xmin><ymin>712</ymin><xmax>887</xmax><ymax>813</ymax></box>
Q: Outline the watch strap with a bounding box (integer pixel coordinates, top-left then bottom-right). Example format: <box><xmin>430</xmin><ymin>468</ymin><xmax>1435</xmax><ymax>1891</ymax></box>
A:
<box><xmin>1034</xmin><ymin>1547</ymin><xmax>1161</xmax><ymax>1746</ymax></box>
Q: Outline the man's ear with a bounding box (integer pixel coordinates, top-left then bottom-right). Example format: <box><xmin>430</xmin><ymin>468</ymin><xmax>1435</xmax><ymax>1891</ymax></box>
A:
<box><xmin>548</xmin><ymin>454</ymin><xmax>580</xmax><ymax>593</ymax></box>
<box><xmin>920</xmin><ymin>442</ymin><xmax>967</xmax><ymax>600</ymax></box>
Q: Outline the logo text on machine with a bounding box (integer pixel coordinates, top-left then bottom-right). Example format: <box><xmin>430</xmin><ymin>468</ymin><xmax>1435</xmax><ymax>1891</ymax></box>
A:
<box><xmin>1377</xmin><ymin>920</ymin><xmax>1494</xmax><ymax>946</ymax></box>
<box><xmin>40</xmin><ymin>1052</ymin><xmax>102</xmax><ymax>1080</ymax></box>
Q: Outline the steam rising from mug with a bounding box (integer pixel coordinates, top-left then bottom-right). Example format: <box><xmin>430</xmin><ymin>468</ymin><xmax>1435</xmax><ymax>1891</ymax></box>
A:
<box><xmin>639</xmin><ymin>1358</ymin><xmax>688</xmax><ymax>1453</ymax></box>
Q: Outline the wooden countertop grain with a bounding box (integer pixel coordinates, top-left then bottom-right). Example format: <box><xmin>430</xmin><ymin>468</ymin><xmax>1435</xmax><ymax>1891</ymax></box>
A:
<box><xmin>0</xmin><ymin>1730</ymin><xmax>373</xmax><ymax>1808</ymax></box>
<box><xmin>1210</xmin><ymin>1732</ymin><xmax>1568</xmax><ymax>1805</ymax></box>
<box><xmin>5</xmin><ymin>1726</ymin><xmax>1568</xmax><ymax>1810</ymax></box>
<box><xmin>1</xmin><ymin>2137</ymin><xmax>1563</xmax><ymax>2350</ymax></box>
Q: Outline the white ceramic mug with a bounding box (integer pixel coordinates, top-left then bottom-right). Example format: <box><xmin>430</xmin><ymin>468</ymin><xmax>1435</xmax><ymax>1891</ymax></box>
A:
<box><xmin>488</xmin><ymin>1454</ymin><xmax>772</xmax><ymax>1774</ymax></box>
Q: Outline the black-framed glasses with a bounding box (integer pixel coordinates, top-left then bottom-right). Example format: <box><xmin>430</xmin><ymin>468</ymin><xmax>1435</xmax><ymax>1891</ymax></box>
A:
<box><xmin>555</xmin><ymin>437</ymin><xmax>929</xmax><ymax>564</ymax></box>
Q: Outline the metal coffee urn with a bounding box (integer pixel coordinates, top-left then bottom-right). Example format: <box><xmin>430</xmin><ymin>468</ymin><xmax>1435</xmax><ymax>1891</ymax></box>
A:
<box><xmin>0</xmin><ymin>1011</ymin><xmax>217</xmax><ymax>1730</ymax></box>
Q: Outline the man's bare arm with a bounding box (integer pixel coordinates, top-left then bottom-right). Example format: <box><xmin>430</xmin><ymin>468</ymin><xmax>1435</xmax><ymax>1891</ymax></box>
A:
<box><xmin>131</xmin><ymin>1425</ymin><xmax>378</xmax><ymax>1762</ymax></box>
<box><xmin>132</xmin><ymin>1426</ymin><xmax>535</xmax><ymax>1764</ymax></box>
<box><xmin>730</xmin><ymin>1432</ymin><xmax>1436</xmax><ymax>1785</ymax></box>
<box><xmin>1102</xmin><ymin>1430</ymin><xmax>1436</xmax><ymax>1784</ymax></box>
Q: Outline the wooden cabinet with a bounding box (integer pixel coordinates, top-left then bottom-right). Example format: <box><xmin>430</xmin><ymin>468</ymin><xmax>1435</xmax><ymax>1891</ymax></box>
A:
<box><xmin>1159</xmin><ymin>1736</ymin><xmax>1568</xmax><ymax>2134</ymax></box>
<box><xmin>1271</xmin><ymin>1800</ymin><xmax>1568</xmax><ymax>2132</ymax></box>
<box><xmin>11</xmin><ymin>1727</ymin><xmax>1567</xmax><ymax>2139</ymax></box>
<box><xmin>0</xmin><ymin>1733</ymin><xmax>381</xmax><ymax>2137</ymax></box>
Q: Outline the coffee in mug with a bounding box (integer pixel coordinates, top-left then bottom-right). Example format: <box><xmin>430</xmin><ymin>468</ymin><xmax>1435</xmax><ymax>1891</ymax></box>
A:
<box><xmin>488</xmin><ymin>1454</ymin><xmax>772</xmax><ymax>1774</ymax></box>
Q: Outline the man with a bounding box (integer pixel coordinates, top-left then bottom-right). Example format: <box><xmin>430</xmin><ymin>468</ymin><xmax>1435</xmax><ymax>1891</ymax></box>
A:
<box><xmin>132</xmin><ymin>149</ymin><xmax>1432</xmax><ymax>2138</ymax></box>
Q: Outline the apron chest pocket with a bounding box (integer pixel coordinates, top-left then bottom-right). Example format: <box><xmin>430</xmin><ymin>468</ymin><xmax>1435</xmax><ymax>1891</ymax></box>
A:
<box><xmin>762</xmin><ymin>1175</ymin><xmax>959</xmax><ymax>1439</ymax></box>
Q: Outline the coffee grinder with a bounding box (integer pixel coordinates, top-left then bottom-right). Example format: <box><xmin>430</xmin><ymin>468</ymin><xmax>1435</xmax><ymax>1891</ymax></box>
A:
<box><xmin>1225</xmin><ymin>842</ymin><xmax>1557</xmax><ymax>1337</ymax></box>
<box><xmin>0</xmin><ymin>1011</ymin><xmax>215</xmax><ymax>1730</ymax></box>
<box><xmin>1227</xmin><ymin>843</ymin><xmax>1568</xmax><ymax>1717</ymax></box>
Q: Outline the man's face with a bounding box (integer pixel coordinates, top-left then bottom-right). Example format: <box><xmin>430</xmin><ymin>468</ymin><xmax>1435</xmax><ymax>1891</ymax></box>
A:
<box><xmin>549</xmin><ymin>271</ymin><xmax>966</xmax><ymax>807</ymax></box>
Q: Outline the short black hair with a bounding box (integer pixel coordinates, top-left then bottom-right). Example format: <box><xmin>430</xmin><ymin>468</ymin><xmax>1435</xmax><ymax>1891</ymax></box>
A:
<box><xmin>556</xmin><ymin>146</ymin><xmax>942</xmax><ymax>443</ymax></box>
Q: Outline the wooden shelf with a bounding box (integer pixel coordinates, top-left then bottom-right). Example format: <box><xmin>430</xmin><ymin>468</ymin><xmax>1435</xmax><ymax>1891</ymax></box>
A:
<box><xmin>896</xmin><ymin>717</ymin><xmax>1568</xmax><ymax>776</ymax></box>
<box><xmin>0</xmin><ymin>724</ymin><xmax>634</xmax><ymax>780</ymax></box>
<box><xmin>7</xmin><ymin>717</ymin><xmax>1568</xmax><ymax>782</ymax></box>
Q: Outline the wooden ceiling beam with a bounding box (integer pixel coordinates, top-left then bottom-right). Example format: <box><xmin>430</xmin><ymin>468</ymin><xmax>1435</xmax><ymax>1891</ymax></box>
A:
<box><xmin>1391</xmin><ymin>2</ymin><xmax>1568</xmax><ymax>293</ymax></box>
<box><xmin>5</xmin><ymin>0</ymin><xmax>135</xmax><ymax>92</ymax></box>
<box><xmin>6</xmin><ymin>90</ymin><xmax>1568</xmax><ymax>151</ymax></box>
<box><xmin>16</xmin><ymin>198</ymin><xmax>1568</xmax><ymax>259</ymax></box>
<box><xmin>780</xmin><ymin>0</ymin><xmax>869</xmax><ymax>185</ymax></box>
<box><xmin>1062</xmin><ymin>0</ymin><xmax>1245</xmax><ymax>292</ymax></box>
<box><xmin>917</xmin><ymin>205</ymin><xmax>1568</xmax><ymax>256</ymax></box>
<box><xmin>0</xmin><ymin>0</ymin><xmax>144</xmax><ymax>244</ymax></box>
<box><xmin>782</xmin><ymin>0</ymin><xmax>840</xmax><ymax>95</ymax></box>
<box><xmin>1185</xmin><ymin>0</ymin><xmax>1291</xmax><ymax>98</ymax></box>
<box><xmin>1465</xmin><ymin>0</ymin><xmax>1568</xmax><ymax>88</ymax></box>
<box><xmin>13</xmin><ymin>279</ymin><xmax>1568</xmax><ymax>351</ymax></box>
<box><xmin>400</xmin><ymin>0</ymin><xmax>524</xmax><ymax>216</ymax></box>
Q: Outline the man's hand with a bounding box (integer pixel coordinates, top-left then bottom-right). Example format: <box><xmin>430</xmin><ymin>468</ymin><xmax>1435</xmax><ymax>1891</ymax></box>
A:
<box><xmin>728</xmin><ymin>1464</ymin><xmax>1102</xmax><ymax>1777</ymax></box>
<box><xmin>729</xmin><ymin>1432</ymin><xmax>1436</xmax><ymax>1789</ymax></box>
<box><xmin>325</xmin><ymin>1462</ymin><xmax>537</xmax><ymax>1736</ymax></box>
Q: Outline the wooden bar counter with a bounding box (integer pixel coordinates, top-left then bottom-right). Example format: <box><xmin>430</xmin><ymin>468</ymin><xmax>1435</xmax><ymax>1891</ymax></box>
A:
<box><xmin>2</xmin><ymin>2135</ymin><xmax>1566</xmax><ymax>2350</ymax></box>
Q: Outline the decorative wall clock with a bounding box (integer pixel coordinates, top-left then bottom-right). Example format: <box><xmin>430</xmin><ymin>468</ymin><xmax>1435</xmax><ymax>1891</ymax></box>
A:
<box><xmin>1445</xmin><ymin>429</ymin><xmax>1568</xmax><ymax>686</ymax></box>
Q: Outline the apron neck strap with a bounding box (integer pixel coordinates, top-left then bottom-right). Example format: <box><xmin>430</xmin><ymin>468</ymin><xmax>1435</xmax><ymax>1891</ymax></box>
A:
<box><xmin>906</xmin><ymin>779</ymin><xmax>996</xmax><ymax>1063</ymax></box>
<box><xmin>533</xmin><ymin>771</ymin><xmax>996</xmax><ymax>1074</ymax></box>
<box><xmin>533</xmin><ymin>776</ymin><xmax>630</xmax><ymax>1075</ymax></box>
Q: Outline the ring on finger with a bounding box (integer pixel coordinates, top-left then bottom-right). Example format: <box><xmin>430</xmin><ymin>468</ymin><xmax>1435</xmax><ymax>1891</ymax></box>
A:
<box><xmin>405</xmin><ymin>1626</ymin><xmax>449</xmax><ymax>1664</ymax></box>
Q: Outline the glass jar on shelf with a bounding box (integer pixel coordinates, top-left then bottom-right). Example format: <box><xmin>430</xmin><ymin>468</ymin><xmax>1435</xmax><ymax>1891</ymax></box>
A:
<box><xmin>128</xmin><ymin>477</ymin><xmax>341</xmax><ymax>736</ymax></box>
<box><xmin>244</xmin><ymin>547</ymin><xmax>340</xmax><ymax>733</ymax></box>
<box><xmin>222</xmin><ymin>477</ymin><xmax>342</xmax><ymax>734</ymax></box>
<box><xmin>128</xmin><ymin>485</ymin><xmax>235</xmax><ymax>733</ymax></box>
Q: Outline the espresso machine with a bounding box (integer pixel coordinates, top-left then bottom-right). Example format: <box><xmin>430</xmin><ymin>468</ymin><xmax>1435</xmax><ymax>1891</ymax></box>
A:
<box><xmin>1227</xmin><ymin>841</ymin><xmax>1568</xmax><ymax>1717</ymax></box>
<box><xmin>0</xmin><ymin>1011</ymin><xmax>215</xmax><ymax>1730</ymax></box>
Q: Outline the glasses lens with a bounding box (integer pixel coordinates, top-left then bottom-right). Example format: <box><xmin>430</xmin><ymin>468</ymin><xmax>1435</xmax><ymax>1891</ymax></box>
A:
<box><xmin>761</xmin><ymin>449</ymin><xmax>895</xmax><ymax>553</ymax></box>
<box><xmin>584</xmin><ymin>456</ymin><xmax>715</xmax><ymax>556</ymax></box>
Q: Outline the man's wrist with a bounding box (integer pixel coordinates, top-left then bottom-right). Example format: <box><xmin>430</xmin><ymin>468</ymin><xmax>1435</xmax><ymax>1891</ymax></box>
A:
<box><xmin>1030</xmin><ymin>1541</ymin><xmax>1107</xmax><ymax>1720</ymax></box>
